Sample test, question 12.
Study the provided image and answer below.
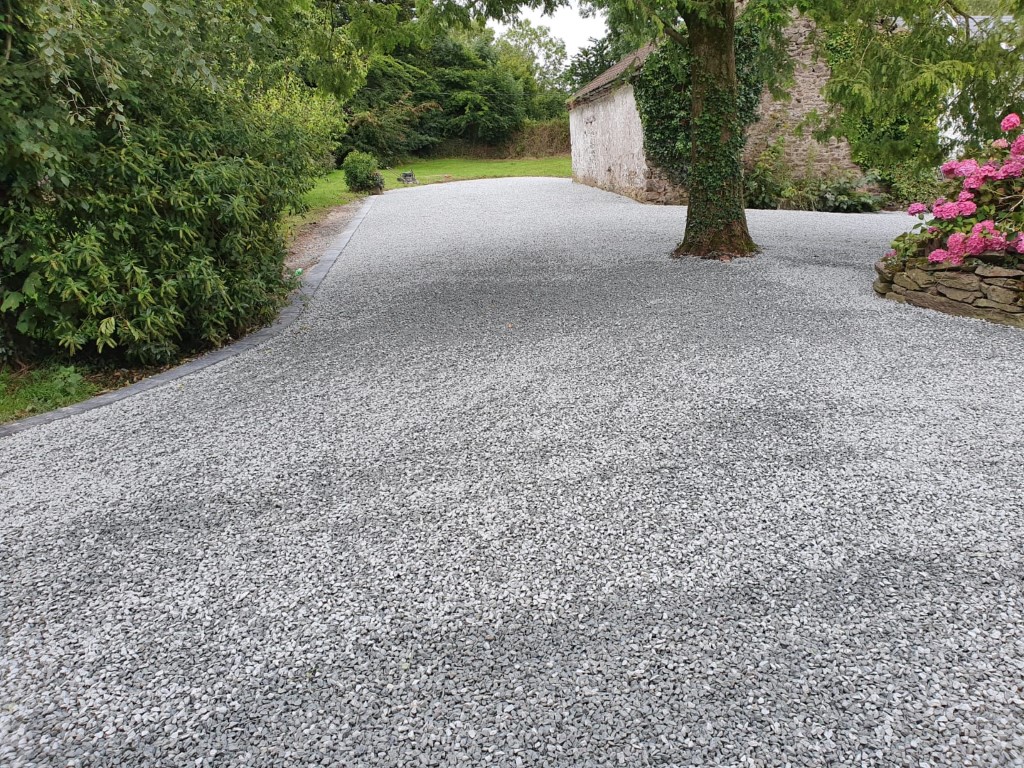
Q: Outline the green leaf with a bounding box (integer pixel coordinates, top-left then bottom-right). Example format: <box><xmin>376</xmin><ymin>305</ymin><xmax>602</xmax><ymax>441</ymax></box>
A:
<box><xmin>22</xmin><ymin>273</ymin><xmax>43</xmax><ymax>299</ymax></box>
<box><xmin>143</xmin><ymin>1</ymin><xmax>157</xmax><ymax>15</ymax></box>
<box><xmin>1</xmin><ymin>292</ymin><xmax>25</xmax><ymax>313</ymax></box>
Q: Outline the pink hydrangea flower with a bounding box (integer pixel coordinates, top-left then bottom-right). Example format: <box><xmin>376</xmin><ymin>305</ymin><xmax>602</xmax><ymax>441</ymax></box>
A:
<box><xmin>1013</xmin><ymin>136</ymin><xmax>1024</xmax><ymax>157</ymax></box>
<box><xmin>998</xmin><ymin>159</ymin><xmax>1024</xmax><ymax>179</ymax></box>
<box><xmin>947</xmin><ymin>232</ymin><xmax>968</xmax><ymax>257</ymax></box>
<box><xmin>907</xmin><ymin>202</ymin><xmax>928</xmax><ymax>216</ymax></box>
<box><xmin>965</xmin><ymin>234</ymin><xmax>987</xmax><ymax>255</ymax></box>
<box><xmin>1011</xmin><ymin>234</ymin><xmax>1024</xmax><ymax>253</ymax></box>
<box><xmin>963</xmin><ymin>175</ymin><xmax>985</xmax><ymax>190</ymax></box>
<box><xmin>932</xmin><ymin>202</ymin><xmax>961</xmax><ymax>219</ymax></box>
<box><xmin>957</xmin><ymin>159</ymin><xmax>980</xmax><ymax>177</ymax></box>
<box><xmin>956</xmin><ymin>220</ymin><xmax>1012</xmax><ymax>254</ymax></box>
<box><xmin>1001</xmin><ymin>113</ymin><xmax>1021</xmax><ymax>132</ymax></box>
<box><xmin>993</xmin><ymin>138</ymin><xmax>1010</xmax><ymax>150</ymax></box>
<box><xmin>928</xmin><ymin>248</ymin><xmax>950</xmax><ymax>263</ymax></box>
<box><xmin>957</xmin><ymin>201</ymin><xmax>977</xmax><ymax>216</ymax></box>
<box><xmin>948</xmin><ymin>252</ymin><xmax>966</xmax><ymax>266</ymax></box>
<box><xmin>885</xmin><ymin>249</ymin><xmax>897</xmax><ymax>259</ymax></box>
<box><xmin>958</xmin><ymin>191</ymin><xmax>974</xmax><ymax>202</ymax></box>
<box><xmin>941</xmin><ymin>160</ymin><xmax>959</xmax><ymax>177</ymax></box>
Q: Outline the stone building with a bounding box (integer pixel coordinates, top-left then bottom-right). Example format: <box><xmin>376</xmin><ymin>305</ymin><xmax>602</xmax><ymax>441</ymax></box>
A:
<box><xmin>567</xmin><ymin>15</ymin><xmax>861</xmax><ymax>204</ymax></box>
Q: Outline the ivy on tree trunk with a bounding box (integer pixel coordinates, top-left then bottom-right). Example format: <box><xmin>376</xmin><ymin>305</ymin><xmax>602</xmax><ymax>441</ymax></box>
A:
<box><xmin>676</xmin><ymin>2</ymin><xmax>758</xmax><ymax>260</ymax></box>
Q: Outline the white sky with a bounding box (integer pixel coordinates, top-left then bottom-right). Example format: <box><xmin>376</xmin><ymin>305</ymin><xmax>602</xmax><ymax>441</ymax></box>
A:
<box><xmin>490</xmin><ymin>2</ymin><xmax>608</xmax><ymax>57</ymax></box>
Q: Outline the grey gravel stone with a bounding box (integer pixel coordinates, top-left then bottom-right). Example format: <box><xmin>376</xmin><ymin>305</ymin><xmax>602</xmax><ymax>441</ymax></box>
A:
<box><xmin>2</xmin><ymin>178</ymin><xmax>1024</xmax><ymax>767</ymax></box>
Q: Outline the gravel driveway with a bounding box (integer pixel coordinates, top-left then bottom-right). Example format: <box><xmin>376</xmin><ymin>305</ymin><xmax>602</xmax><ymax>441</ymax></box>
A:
<box><xmin>3</xmin><ymin>178</ymin><xmax>1023</xmax><ymax>767</ymax></box>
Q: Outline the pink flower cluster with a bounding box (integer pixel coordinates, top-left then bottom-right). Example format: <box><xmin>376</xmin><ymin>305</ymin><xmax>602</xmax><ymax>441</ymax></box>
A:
<box><xmin>928</xmin><ymin>195</ymin><xmax>978</xmax><ymax>220</ymax></box>
<box><xmin>940</xmin><ymin>157</ymin><xmax>1024</xmax><ymax>184</ymax></box>
<box><xmin>899</xmin><ymin>113</ymin><xmax>1024</xmax><ymax>268</ymax></box>
<box><xmin>929</xmin><ymin>220</ymin><xmax>1024</xmax><ymax>265</ymax></box>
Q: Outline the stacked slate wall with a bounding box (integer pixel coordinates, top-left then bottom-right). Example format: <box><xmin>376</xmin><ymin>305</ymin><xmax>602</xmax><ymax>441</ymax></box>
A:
<box><xmin>873</xmin><ymin>259</ymin><xmax>1024</xmax><ymax>329</ymax></box>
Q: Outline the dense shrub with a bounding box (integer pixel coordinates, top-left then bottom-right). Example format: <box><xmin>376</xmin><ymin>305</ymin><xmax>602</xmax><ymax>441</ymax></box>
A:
<box><xmin>448</xmin><ymin>68</ymin><xmax>528</xmax><ymax>144</ymax></box>
<box><xmin>341</xmin><ymin>151</ymin><xmax>384</xmax><ymax>192</ymax></box>
<box><xmin>0</xmin><ymin>1</ymin><xmax>347</xmax><ymax>364</ymax></box>
<box><xmin>744</xmin><ymin>141</ymin><xmax>787</xmax><ymax>209</ymax></box>
<box><xmin>338</xmin><ymin>28</ymin><xmax>563</xmax><ymax>162</ymax></box>
<box><xmin>886</xmin><ymin>114</ymin><xmax>1024</xmax><ymax>270</ymax></box>
<box><xmin>339</xmin><ymin>56</ymin><xmax>442</xmax><ymax>166</ymax></box>
<box><xmin>872</xmin><ymin>161</ymin><xmax>945</xmax><ymax>208</ymax></box>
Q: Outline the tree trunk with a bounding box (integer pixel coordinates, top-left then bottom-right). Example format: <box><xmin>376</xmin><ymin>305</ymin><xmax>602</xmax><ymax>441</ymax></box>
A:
<box><xmin>674</xmin><ymin>1</ymin><xmax>758</xmax><ymax>261</ymax></box>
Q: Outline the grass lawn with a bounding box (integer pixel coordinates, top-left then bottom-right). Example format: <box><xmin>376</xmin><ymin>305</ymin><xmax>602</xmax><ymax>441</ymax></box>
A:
<box><xmin>0</xmin><ymin>363</ymin><xmax>172</xmax><ymax>425</ymax></box>
<box><xmin>0</xmin><ymin>365</ymin><xmax>100</xmax><ymax>424</ymax></box>
<box><xmin>299</xmin><ymin>155</ymin><xmax>571</xmax><ymax>218</ymax></box>
<box><xmin>381</xmin><ymin>155</ymin><xmax>571</xmax><ymax>189</ymax></box>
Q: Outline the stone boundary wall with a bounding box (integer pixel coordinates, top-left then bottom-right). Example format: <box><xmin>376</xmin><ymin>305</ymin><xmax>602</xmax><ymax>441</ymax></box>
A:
<box><xmin>569</xmin><ymin>85</ymin><xmax>651</xmax><ymax>202</ymax></box>
<box><xmin>873</xmin><ymin>260</ymin><xmax>1024</xmax><ymax>329</ymax></box>
<box><xmin>639</xmin><ymin>166</ymin><xmax>688</xmax><ymax>205</ymax></box>
<box><xmin>742</xmin><ymin>14</ymin><xmax>861</xmax><ymax>178</ymax></box>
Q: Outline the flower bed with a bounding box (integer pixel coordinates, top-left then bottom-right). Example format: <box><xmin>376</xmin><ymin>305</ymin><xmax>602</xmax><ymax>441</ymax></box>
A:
<box><xmin>877</xmin><ymin>113</ymin><xmax>1024</xmax><ymax>329</ymax></box>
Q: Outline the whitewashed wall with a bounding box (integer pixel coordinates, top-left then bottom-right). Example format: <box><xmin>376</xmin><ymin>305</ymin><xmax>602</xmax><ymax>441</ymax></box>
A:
<box><xmin>569</xmin><ymin>85</ymin><xmax>649</xmax><ymax>200</ymax></box>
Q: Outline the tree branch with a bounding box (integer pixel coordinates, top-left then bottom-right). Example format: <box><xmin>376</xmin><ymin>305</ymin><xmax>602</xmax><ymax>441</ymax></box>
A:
<box><xmin>942</xmin><ymin>0</ymin><xmax>977</xmax><ymax>39</ymax></box>
<box><xmin>2</xmin><ymin>0</ymin><xmax>13</xmax><ymax>66</ymax></box>
<box><xmin>633</xmin><ymin>0</ymin><xmax>688</xmax><ymax>46</ymax></box>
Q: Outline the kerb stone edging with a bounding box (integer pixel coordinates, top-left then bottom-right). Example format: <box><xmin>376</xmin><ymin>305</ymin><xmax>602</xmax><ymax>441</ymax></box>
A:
<box><xmin>0</xmin><ymin>196</ymin><xmax>376</xmax><ymax>440</ymax></box>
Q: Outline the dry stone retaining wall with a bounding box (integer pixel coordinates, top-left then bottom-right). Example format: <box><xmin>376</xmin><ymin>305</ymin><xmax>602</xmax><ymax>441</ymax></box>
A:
<box><xmin>873</xmin><ymin>260</ymin><xmax>1024</xmax><ymax>329</ymax></box>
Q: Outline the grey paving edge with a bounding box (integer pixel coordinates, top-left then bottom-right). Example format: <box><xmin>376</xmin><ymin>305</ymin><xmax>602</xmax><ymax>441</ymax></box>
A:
<box><xmin>0</xmin><ymin>196</ymin><xmax>376</xmax><ymax>440</ymax></box>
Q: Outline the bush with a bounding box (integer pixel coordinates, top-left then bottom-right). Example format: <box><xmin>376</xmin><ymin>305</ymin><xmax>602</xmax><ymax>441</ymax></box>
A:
<box><xmin>0</xmin><ymin>2</ymin><xmax>345</xmax><ymax>365</ymax></box>
<box><xmin>885</xmin><ymin>114</ymin><xmax>1024</xmax><ymax>271</ymax></box>
<box><xmin>783</xmin><ymin>175</ymin><xmax>882</xmax><ymax>213</ymax></box>
<box><xmin>448</xmin><ymin>69</ymin><xmax>527</xmax><ymax>144</ymax></box>
<box><xmin>337</xmin><ymin>55</ymin><xmax>442</xmax><ymax>166</ymax></box>
<box><xmin>503</xmin><ymin>117</ymin><xmax>570</xmax><ymax>158</ymax></box>
<box><xmin>342</xmin><ymin>151</ymin><xmax>384</xmax><ymax>192</ymax></box>
<box><xmin>744</xmin><ymin>141</ymin><xmax>882</xmax><ymax>213</ymax></box>
<box><xmin>744</xmin><ymin>141</ymin><xmax>786</xmax><ymax>209</ymax></box>
<box><xmin>422</xmin><ymin>118</ymin><xmax>570</xmax><ymax>160</ymax></box>
<box><xmin>870</xmin><ymin>160</ymin><xmax>945</xmax><ymax>208</ymax></box>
